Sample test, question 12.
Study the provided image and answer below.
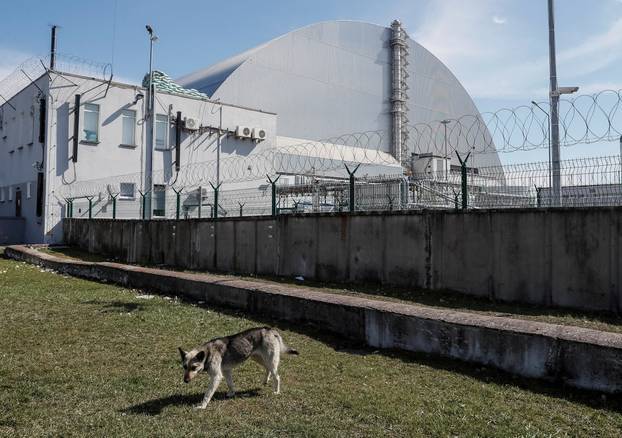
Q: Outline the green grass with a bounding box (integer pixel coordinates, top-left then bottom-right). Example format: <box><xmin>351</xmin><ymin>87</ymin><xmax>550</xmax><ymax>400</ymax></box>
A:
<box><xmin>1</xmin><ymin>256</ymin><xmax>622</xmax><ymax>436</ymax></box>
<box><xmin>40</xmin><ymin>246</ymin><xmax>622</xmax><ymax>335</ymax></box>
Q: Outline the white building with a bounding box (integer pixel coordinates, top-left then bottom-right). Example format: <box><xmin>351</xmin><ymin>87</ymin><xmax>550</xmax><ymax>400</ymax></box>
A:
<box><xmin>0</xmin><ymin>70</ymin><xmax>277</xmax><ymax>243</ymax></box>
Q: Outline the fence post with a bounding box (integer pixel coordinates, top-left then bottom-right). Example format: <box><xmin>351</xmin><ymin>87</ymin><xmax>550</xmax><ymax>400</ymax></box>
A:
<box><xmin>172</xmin><ymin>187</ymin><xmax>183</xmax><ymax>220</ymax></box>
<box><xmin>138</xmin><ymin>190</ymin><xmax>149</xmax><ymax>220</ymax></box>
<box><xmin>198</xmin><ymin>186</ymin><xmax>202</xmax><ymax>219</ymax></box>
<box><xmin>455</xmin><ymin>151</ymin><xmax>471</xmax><ymax>210</ymax></box>
<box><xmin>86</xmin><ymin>196</ymin><xmax>94</xmax><ymax>219</ymax></box>
<box><xmin>66</xmin><ymin>199</ymin><xmax>73</xmax><ymax>218</ymax></box>
<box><xmin>238</xmin><ymin>201</ymin><xmax>245</xmax><ymax>217</ymax></box>
<box><xmin>110</xmin><ymin>194</ymin><xmax>118</xmax><ymax>219</ymax></box>
<box><xmin>210</xmin><ymin>182</ymin><xmax>222</xmax><ymax>219</ymax></box>
<box><xmin>344</xmin><ymin>163</ymin><xmax>361</xmax><ymax>213</ymax></box>
<box><xmin>267</xmin><ymin>174</ymin><xmax>281</xmax><ymax>216</ymax></box>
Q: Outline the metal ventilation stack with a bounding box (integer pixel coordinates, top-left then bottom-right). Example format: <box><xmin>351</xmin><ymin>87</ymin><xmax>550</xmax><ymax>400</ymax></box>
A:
<box><xmin>390</xmin><ymin>19</ymin><xmax>410</xmax><ymax>169</ymax></box>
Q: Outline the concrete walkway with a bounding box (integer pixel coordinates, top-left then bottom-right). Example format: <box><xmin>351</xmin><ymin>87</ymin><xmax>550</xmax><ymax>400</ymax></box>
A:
<box><xmin>6</xmin><ymin>244</ymin><xmax>622</xmax><ymax>393</ymax></box>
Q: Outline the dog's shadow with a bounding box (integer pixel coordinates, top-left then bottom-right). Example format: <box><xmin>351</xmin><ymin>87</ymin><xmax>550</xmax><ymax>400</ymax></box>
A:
<box><xmin>122</xmin><ymin>389</ymin><xmax>262</xmax><ymax>416</ymax></box>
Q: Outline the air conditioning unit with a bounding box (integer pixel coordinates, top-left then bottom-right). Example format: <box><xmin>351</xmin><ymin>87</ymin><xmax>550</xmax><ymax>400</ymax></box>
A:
<box><xmin>236</xmin><ymin>125</ymin><xmax>253</xmax><ymax>139</ymax></box>
<box><xmin>252</xmin><ymin>127</ymin><xmax>267</xmax><ymax>141</ymax></box>
<box><xmin>184</xmin><ymin>117</ymin><xmax>200</xmax><ymax>130</ymax></box>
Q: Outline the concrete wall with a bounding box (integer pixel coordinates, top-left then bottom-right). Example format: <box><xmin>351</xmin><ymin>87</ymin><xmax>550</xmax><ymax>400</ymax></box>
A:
<box><xmin>64</xmin><ymin>207</ymin><xmax>622</xmax><ymax>313</ymax></box>
<box><xmin>0</xmin><ymin>217</ymin><xmax>25</xmax><ymax>244</ymax></box>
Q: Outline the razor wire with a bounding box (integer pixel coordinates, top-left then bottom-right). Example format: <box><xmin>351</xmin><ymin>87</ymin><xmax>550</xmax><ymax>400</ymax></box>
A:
<box><xmin>56</xmin><ymin>130</ymin><xmax>397</xmax><ymax>199</ymax></box>
<box><xmin>409</xmin><ymin>89</ymin><xmax>622</xmax><ymax>155</ymax></box>
<box><xmin>0</xmin><ymin>53</ymin><xmax>112</xmax><ymax>104</ymax></box>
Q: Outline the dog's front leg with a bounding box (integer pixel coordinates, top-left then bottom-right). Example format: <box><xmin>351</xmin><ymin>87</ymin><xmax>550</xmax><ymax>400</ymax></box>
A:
<box><xmin>194</xmin><ymin>372</ymin><xmax>222</xmax><ymax>410</ymax></box>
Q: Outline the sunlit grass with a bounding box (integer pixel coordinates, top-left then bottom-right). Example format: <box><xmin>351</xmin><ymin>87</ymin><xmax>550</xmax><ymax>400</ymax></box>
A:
<box><xmin>1</xmin><ymin>254</ymin><xmax>621</xmax><ymax>437</ymax></box>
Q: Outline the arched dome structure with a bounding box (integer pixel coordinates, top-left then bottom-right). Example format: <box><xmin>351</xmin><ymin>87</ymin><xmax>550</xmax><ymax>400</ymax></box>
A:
<box><xmin>177</xmin><ymin>20</ymin><xmax>501</xmax><ymax>170</ymax></box>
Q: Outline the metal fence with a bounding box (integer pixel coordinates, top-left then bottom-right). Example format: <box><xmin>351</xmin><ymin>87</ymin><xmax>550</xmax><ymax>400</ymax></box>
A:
<box><xmin>64</xmin><ymin>154</ymin><xmax>622</xmax><ymax>220</ymax></box>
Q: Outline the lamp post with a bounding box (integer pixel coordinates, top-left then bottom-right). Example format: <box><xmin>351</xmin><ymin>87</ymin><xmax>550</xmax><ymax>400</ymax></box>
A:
<box><xmin>441</xmin><ymin>119</ymin><xmax>451</xmax><ymax>181</ymax></box>
<box><xmin>532</xmin><ymin>101</ymin><xmax>552</xmax><ymax>200</ymax></box>
<box><xmin>145</xmin><ymin>24</ymin><xmax>158</xmax><ymax>219</ymax></box>
<box><xmin>547</xmin><ymin>0</ymin><xmax>579</xmax><ymax>206</ymax></box>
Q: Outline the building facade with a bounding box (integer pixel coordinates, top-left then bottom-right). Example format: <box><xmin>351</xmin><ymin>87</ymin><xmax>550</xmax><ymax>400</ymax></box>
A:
<box><xmin>0</xmin><ymin>71</ymin><xmax>277</xmax><ymax>243</ymax></box>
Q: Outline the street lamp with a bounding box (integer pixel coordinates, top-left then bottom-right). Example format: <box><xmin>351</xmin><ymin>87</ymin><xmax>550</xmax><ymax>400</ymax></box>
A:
<box><xmin>144</xmin><ymin>24</ymin><xmax>158</xmax><ymax>219</ymax></box>
<box><xmin>547</xmin><ymin>0</ymin><xmax>579</xmax><ymax>207</ymax></box>
<box><xmin>531</xmin><ymin>101</ymin><xmax>552</xmax><ymax>200</ymax></box>
<box><xmin>441</xmin><ymin>119</ymin><xmax>451</xmax><ymax>181</ymax></box>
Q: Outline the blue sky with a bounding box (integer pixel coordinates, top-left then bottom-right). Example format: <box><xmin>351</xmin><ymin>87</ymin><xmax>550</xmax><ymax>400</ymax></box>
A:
<box><xmin>2</xmin><ymin>0</ymin><xmax>621</xmax><ymax>161</ymax></box>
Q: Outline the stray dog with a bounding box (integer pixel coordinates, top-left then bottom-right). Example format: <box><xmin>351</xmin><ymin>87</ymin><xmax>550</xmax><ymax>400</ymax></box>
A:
<box><xmin>179</xmin><ymin>326</ymin><xmax>299</xmax><ymax>409</ymax></box>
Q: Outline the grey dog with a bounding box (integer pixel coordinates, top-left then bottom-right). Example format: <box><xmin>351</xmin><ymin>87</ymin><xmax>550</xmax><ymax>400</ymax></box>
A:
<box><xmin>179</xmin><ymin>326</ymin><xmax>299</xmax><ymax>409</ymax></box>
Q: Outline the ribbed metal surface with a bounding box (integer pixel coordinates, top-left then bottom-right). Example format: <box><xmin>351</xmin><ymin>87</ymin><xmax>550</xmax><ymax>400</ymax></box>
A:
<box><xmin>176</xmin><ymin>21</ymin><xmax>502</xmax><ymax>169</ymax></box>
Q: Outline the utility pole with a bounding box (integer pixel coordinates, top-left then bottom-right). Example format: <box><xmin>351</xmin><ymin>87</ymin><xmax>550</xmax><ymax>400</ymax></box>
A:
<box><xmin>547</xmin><ymin>0</ymin><xmax>561</xmax><ymax>206</ymax></box>
<box><xmin>532</xmin><ymin>101</ymin><xmax>552</xmax><ymax>199</ymax></box>
<box><xmin>50</xmin><ymin>25</ymin><xmax>58</xmax><ymax>70</ymax></box>
<box><xmin>145</xmin><ymin>25</ymin><xmax>158</xmax><ymax>219</ymax></box>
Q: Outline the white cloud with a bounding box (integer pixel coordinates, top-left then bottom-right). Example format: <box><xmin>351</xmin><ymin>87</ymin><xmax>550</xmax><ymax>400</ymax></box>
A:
<box><xmin>492</xmin><ymin>16</ymin><xmax>506</xmax><ymax>25</ymax></box>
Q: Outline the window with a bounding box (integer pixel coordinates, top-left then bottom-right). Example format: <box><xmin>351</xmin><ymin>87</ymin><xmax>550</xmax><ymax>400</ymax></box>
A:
<box><xmin>8</xmin><ymin>187</ymin><xmax>12</xmax><ymax>202</ymax></box>
<box><xmin>155</xmin><ymin>114</ymin><xmax>168</xmax><ymax>150</ymax></box>
<box><xmin>121</xmin><ymin>109</ymin><xmax>136</xmax><ymax>146</ymax></box>
<box><xmin>153</xmin><ymin>184</ymin><xmax>166</xmax><ymax>217</ymax></box>
<box><xmin>83</xmin><ymin>103</ymin><xmax>99</xmax><ymax>142</ymax></box>
<box><xmin>26</xmin><ymin>182</ymin><xmax>31</xmax><ymax>199</ymax></box>
<box><xmin>0</xmin><ymin>187</ymin><xmax>4</xmax><ymax>202</ymax></box>
<box><xmin>119</xmin><ymin>183</ymin><xmax>135</xmax><ymax>200</ymax></box>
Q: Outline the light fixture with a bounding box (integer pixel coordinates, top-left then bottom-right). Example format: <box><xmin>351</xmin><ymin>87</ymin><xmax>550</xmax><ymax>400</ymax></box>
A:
<box><xmin>145</xmin><ymin>25</ymin><xmax>158</xmax><ymax>42</ymax></box>
<box><xmin>133</xmin><ymin>92</ymin><xmax>144</xmax><ymax>104</ymax></box>
<box><xmin>550</xmin><ymin>86</ymin><xmax>579</xmax><ymax>97</ymax></box>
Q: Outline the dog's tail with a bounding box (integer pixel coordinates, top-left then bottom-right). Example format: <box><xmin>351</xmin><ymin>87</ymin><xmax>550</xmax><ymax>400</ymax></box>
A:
<box><xmin>273</xmin><ymin>330</ymin><xmax>299</xmax><ymax>355</ymax></box>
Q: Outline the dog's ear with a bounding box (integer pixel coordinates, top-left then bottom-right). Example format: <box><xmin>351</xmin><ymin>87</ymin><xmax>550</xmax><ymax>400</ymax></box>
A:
<box><xmin>178</xmin><ymin>347</ymin><xmax>187</xmax><ymax>361</ymax></box>
<box><xmin>195</xmin><ymin>350</ymin><xmax>206</xmax><ymax>363</ymax></box>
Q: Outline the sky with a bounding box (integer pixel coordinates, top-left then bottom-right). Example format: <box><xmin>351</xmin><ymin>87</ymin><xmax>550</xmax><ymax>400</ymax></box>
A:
<box><xmin>1</xmin><ymin>0</ymin><xmax>621</xmax><ymax>162</ymax></box>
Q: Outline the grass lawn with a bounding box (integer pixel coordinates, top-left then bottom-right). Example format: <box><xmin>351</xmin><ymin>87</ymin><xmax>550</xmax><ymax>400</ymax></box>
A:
<box><xmin>2</xmin><ymin>254</ymin><xmax>622</xmax><ymax>437</ymax></box>
<box><xmin>42</xmin><ymin>246</ymin><xmax>622</xmax><ymax>335</ymax></box>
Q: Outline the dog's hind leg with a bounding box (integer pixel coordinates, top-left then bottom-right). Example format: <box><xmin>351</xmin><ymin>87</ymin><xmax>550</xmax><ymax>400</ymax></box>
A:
<box><xmin>267</xmin><ymin>351</ymin><xmax>281</xmax><ymax>395</ymax></box>
<box><xmin>195</xmin><ymin>371</ymin><xmax>222</xmax><ymax>410</ymax></box>
<box><xmin>251</xmin><ymin>354</ymin><xmax>271</xmax><ymax>385</ymax></box>
<box><xmin>223</xmin><ymin>369</ymin><xmax>235</xmax><ymax>398</ymax></box>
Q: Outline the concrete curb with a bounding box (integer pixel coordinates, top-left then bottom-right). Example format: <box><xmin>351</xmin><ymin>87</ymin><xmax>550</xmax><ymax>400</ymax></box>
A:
<box><xmin>5</xmin><ymin>244</ymin><xmax>622</xmax><ymax>393</ymax></box>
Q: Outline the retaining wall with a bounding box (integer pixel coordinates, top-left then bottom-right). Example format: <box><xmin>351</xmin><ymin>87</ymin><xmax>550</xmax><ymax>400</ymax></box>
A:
<box><xmin>6</xmin><ymin>244</ymin><xmax>622</xmax><ymax>393</ymax></box>
<box><xmin>64</xmin><ymin>207</ymin><xmax>622</xmax><ymax>313</ymax></box>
